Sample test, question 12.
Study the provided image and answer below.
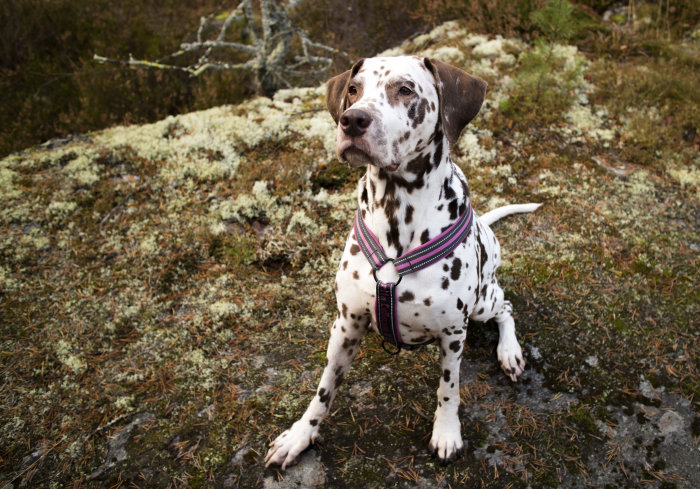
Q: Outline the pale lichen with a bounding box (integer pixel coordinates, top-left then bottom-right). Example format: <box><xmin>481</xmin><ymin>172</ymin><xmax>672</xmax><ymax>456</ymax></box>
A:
<box><xmin>209</xmin><ymin>300</ymin><xmax>239</xmax><ymax>320</ymax></box>
<box><xmin>286</xmin><ymin>209</ymin><xmax>322</xmax><ymax>235</ymax></box>
<box><xmin>217</xmin><ymin>180</ymin><xmax>284</xmax><ymax>222</ymax></box>
<box><xmin>0</xmin><ymin>167</ymin><xmax>21</xmax><ymax>200</ymax></box>
<box><xmin>0</xmin><ymin>265</ymin><xmax>18</xmax><ymax>292</ymax></box>
<box><xmin>47</xmin><ymin>201</ymin><xmax>78</xmax><ymax>218</ymax></box>
<box><xmin>456</xmin><ymin>127</ymin><xmax>497</xmax><ymax>167</ymax></box>
<box><xmin>667</xmin><ymin>162</ymin><xmax>700</xmax><ymax>195</ymax></box>
<box><xmin>54</xmin><ymin>340</ymin><xmax>85</xmax><ymax>374</ymax></box>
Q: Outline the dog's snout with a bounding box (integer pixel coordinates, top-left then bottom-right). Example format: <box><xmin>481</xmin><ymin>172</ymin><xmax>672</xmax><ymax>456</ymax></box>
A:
<box><xmin>340</xmin><ymin>109</ymin><xmax>372</xmax><ymax>137</ymax></box>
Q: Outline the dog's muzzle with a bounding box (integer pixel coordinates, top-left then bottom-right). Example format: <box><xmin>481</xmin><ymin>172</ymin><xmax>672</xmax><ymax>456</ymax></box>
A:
<box><xmin>337</xmin><ymin>108</ymin><xmax>399</xmax><ymax>171</ymax></box>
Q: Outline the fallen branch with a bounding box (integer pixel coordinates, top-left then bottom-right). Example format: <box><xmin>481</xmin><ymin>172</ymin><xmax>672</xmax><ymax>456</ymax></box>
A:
<box><xmin>94</xmin><ymin>0</ymin><xmax>343</xmax><ymax>95</ymax></box>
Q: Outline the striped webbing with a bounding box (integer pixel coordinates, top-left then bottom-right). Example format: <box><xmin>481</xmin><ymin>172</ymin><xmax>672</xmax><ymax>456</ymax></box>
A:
<box><xmin>353</xmin><ymin>205</ymin><xmax>474</xmax><ymax>353</ymax></box>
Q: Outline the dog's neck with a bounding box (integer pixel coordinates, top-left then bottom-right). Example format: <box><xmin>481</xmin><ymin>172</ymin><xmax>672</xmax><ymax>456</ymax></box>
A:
<box><xmin>357</xmin><ymin>136</ymin><xmax>471</xmax><ymax>258</ymax></box>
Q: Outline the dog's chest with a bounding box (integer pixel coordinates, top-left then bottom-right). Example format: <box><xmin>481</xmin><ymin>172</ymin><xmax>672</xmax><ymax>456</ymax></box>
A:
<box><xmin>335</xmin><ymin>217</ymin><xmax>484</xmax><ymax>340</ymax></box>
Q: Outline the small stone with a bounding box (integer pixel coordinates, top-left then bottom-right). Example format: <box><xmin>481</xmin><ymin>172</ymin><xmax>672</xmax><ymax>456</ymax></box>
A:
<box><xmin>197</xmin><ymin>404</ymin><xmax>215</xmax><ymax>419</ymax></box>
<box><xmin>657</xmin><ymin>410</ymin><xmax>684</xmax><ymax>436</ymax></box>
<box><xmin>639</xmin><ymin>378</ymin><xmax>662</xmax><ymax>402</ymax></box>
<box><xmin>230</xmin><ymin>445</ymin><xmax>250</xmax><ymax>467</ymax></box>
<box><xmin>263</xmin><ymin>451</ymin><xmax>325</xmax><ymax>489</ymax></box>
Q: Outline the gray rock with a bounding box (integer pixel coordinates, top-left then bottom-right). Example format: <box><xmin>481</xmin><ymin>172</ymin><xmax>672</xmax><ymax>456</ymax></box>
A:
<box><xmin>87</xmin><ymin>412</ymin><xmax>155</xmax><ymax>481</ymax></box>
<box><xmin>263</xmin><ymin>450</ymin><xmax>325</xmax><ymax>489</ymax></box>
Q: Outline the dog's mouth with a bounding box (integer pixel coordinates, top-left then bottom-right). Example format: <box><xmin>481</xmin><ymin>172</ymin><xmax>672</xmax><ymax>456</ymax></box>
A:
<box><xmin>340</xmin><ymin>145</ymin><xmax>373</xmax><ymax>168</ymax></box>
<box><xmin>385</xmin><ymin>163</ymin><xmax>400</xmax><ymax>172</ymax></box>
<box><xmin>338</xmin><ymin>141</ymin><xmax>400</xmax><ymax>172</ymax></box>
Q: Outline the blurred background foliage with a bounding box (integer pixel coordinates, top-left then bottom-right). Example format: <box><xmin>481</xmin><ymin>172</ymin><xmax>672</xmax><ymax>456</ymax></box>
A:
<box><xmin>1</xmin><ymin>0</ymin><xmax>698</xmax><ymax>157</ymax></box>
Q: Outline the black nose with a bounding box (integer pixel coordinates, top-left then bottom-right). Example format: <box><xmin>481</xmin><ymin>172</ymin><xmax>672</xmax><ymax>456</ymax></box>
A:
<box><xmin>340</xmin><ymin>109</ymin><xmax>372</xmax><ymax>137</ymax></box>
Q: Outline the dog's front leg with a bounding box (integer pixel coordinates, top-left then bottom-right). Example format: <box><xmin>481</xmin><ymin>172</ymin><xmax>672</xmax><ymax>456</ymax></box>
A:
<box><xmin>429</xmin><ymin>329</ymin><xmax>466</xmax><ymax>463</ymax></box>
<box><xmin>265</xmin><ymin>315</ymin><xmax>365</xmax><ymax>469</ymax></box>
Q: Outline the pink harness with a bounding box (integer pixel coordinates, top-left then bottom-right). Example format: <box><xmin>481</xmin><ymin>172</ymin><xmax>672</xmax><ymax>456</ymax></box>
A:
<box><xmin>353</xmin><ymin>206</ymin><xmax>474</xmax><ymax>353</ymax></box>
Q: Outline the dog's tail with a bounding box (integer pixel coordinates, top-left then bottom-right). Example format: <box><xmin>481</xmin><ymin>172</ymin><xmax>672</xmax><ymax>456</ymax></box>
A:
<box><xmin>479</xmin><ymin>203</ymin><xmax>542</xmax><ymax>227</ymax></box>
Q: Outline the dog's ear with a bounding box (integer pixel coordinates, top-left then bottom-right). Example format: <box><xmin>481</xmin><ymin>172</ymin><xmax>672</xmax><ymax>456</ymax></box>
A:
<box><xmin>424</xmin><ymin>58</ymin><xmax>487</xmax><ymax>144</ymax></box>
<box><xmin>326</xmin><ymin>59</ymin><xmax>365</xmax><ymax>124</ymax></box>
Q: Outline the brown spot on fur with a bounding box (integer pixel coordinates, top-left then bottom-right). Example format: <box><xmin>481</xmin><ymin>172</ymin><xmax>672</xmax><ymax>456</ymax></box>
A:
<box><xmin>451</xmin><ymin>258</ymin><xmax>462</xmax><ymax>280</ymax></box>
<box><xmin>318</xmin><ymin>388</ymin><xmax>330</xmax><ymax>406</ymax></box>
<box><xmin>398</xmin><ymin>290</ymin><xmax>415</xmax><ymax>302</ymax></box>
<box><xmin>448</xmin><ymin>199</ymin><xmax>459</xmax><ymax>220</ymax></box>
<box><xmin>405</xmin><ymin>205</ymin><xmax>414</xmax><ymax>224</ymax></box>
<box><xmin>405</xmin><ymin>152</ymin><xmax>431</xmax><ymax>176</ymax></box>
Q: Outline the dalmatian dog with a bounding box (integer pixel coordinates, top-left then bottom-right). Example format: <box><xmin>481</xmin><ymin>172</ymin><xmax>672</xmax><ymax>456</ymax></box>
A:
<box><xmin>265</xmin><ymin>56</ymin><xmax>539</xmax><ymax>468</ymax></box>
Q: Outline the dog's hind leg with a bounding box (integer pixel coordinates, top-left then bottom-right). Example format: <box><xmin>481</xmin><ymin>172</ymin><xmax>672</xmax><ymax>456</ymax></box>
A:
<box><xmin>494</xmin><ymin>300</ymin><xmax>525</xmax><ymax>381</ymax></box>
<box><xmin>470</xmin><ymin>280</ymin><xmax>525</xmax><ymax>382</ymax></box>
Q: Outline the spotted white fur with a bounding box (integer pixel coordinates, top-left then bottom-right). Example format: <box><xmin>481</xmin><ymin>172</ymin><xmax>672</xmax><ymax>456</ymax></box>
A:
<box><xmin>266</xmin><ymin>56</ymin><xmax>538</xmax><ymax>469</ymax></box>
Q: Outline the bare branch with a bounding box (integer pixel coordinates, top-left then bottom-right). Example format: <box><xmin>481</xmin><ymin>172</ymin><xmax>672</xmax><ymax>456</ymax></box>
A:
<box><xmin>180</xmin><ymin>41</ymin><xmax>258</xmax><ymax>54</ymax></box>
<box><xmin>197</xmin><ymin>14</ymin><xmax>213</xmax><ymax>44</ymax></box>
<box><xmin>217</xmin><ymin>2</ymin><xmax>247</xmax><ymax>42</ymax></box>
<box><xmin>192</xmin><ymin>59</ymin><xmax>258</xmax><ymax>76</ymax></box>
<box><xmin>94</xmin><ymin>54</ymin><xmax>196</xmax><ymax>75</ymax></box>
<box><xmin>94</xmin><ymin>54</ymin><xmax>257</xmax><ymax>77</ymax></box>
<box><xmin>93</xmin><ymin>0</ymin><xmax>341</xmax><ymax>95</ymax></box>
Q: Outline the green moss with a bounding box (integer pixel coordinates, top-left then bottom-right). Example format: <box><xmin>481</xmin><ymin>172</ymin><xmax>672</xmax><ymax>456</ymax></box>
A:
<box><xmin>569</xmin><ymin>406</ymin><xmax>597</xmax><ymax>433</ymax></box>
<box><xmin>207</xmin><ymin>232</ymin><xmax>258</xmax><ymax>267</ymax></box>
<box><xmin>311</xmin><ymin>159</ymin><xmax>359</xmax><ymax>192</ymax></box>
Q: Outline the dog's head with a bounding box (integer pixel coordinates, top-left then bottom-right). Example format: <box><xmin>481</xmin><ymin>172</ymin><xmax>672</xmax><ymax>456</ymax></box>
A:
<box><xmin>326</xmin><ymin>56</ymin><xmax>486</xmax><ymax>173</ymax></box>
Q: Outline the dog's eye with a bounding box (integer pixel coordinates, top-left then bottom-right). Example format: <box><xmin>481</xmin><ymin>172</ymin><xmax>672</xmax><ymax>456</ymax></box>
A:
<box><xmin>348</xmin><ymin>85</ymin><xmax>358</xmax><ymax>95</ymax></box>
<box><xmin>399</xmin><ymin>86</ymin><xmax>413</xmax><ymax>96</ymax></box>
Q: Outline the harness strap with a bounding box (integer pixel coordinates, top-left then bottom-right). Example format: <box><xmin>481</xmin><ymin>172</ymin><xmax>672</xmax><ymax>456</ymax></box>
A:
<box><xmin>353</xmin><ymin>206</ymin><xmax>474</xmax><ymax>353</ymax></box>
<box><xmin>375</xmin><ymin>281</ymin><xmax>399</xmax><ymax>346</ymax></box>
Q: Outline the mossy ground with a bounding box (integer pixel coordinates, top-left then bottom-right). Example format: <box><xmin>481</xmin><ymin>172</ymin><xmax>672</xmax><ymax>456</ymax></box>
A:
<box><xmin>1</xmin><ymin>12</ymin><xmax>699</xmax><ymax>489</ymax></box>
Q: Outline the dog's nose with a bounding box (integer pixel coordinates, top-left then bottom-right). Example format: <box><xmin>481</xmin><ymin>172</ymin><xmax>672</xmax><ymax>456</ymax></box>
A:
<box><xmin>340</xmin><ymin>109</ymin><xmax>372</xmax><ymax>137</ymax></box>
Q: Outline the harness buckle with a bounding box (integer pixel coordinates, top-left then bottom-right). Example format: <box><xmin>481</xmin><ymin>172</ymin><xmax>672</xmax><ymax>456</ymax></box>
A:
<box><xmin>372</xmin><ymin>259</ymin><xmax>402</xmax><ymax>286</ymax></box>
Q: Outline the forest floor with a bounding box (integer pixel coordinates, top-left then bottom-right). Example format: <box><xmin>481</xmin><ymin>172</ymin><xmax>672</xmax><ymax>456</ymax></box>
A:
<box><xmin>1</xmin><ymin>17</ymin><xmax>699</xmax><ymax>489</ymax></box>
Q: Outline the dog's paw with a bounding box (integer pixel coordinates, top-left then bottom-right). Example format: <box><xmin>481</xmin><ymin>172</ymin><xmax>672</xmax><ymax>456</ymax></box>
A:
<box><xmin>265</xmin><ymin>420</ymin><xmax>319</xmax><ymax>470</ymax></box>
<box><xmin>497</xmin><ymin>338</ymin><xmax>525</xmax><ymax>382</ymax></box>
<box><xmin>429</xmin><ymin>417</ymin><xmax>463</xmax><ymax>464</ymax></box>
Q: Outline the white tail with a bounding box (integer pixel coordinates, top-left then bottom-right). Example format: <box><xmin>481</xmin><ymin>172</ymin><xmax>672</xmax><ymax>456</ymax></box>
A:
<box><xmin>479</xmin><ymin>203</ymin><xmax>542</xmax><ymax>226</ymax></box>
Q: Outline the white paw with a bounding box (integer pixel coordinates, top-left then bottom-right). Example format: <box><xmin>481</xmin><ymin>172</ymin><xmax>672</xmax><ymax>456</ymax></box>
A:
<box><xmin>497</xmin><ymin>338</ymin><xmax>525</xmax><ymax>381</ymax></box>
<box><xmin>428</xmin><ymin>415</ymin><xmax>463</xmax><ymax>463</ymax></box>
<box><xmin>265</xmin><ymin>419</ymin><xmax>319</xmax><ymax>470</ymax></box>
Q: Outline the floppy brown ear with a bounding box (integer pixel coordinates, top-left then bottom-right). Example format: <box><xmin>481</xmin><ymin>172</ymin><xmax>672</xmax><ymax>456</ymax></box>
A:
<box><xmin>424</xmin><ymin>58</ymin><xmax>487</xmax><ymax>144</ymax></box>
<box><xmin>325</xmin><ymin>59</ymin><xmax>365</xmax><ymax>124</ymax></box>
